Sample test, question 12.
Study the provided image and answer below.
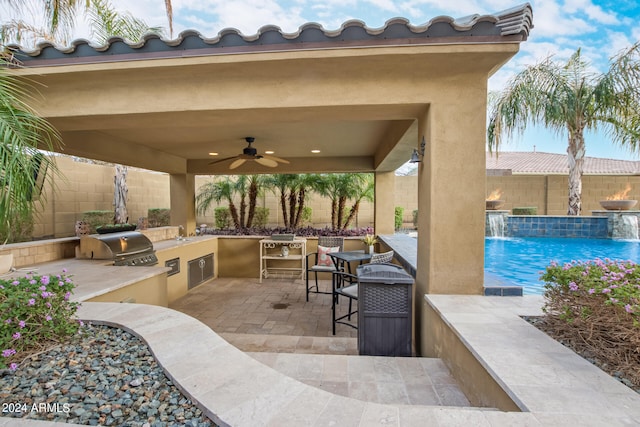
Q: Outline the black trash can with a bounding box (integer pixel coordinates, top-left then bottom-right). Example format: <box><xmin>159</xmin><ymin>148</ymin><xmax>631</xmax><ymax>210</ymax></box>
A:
<box><xmin>356</xmin><ymin>263</ymin><xmax>414</xmax><ymax>356</ymax></box>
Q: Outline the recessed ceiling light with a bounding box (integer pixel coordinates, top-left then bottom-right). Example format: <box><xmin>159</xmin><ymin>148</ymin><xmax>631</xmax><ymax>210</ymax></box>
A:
<box><xmin>265</xmin><ymin>150</ymin><xmax>275</xmax><ymax>154</ymax></box>
<box><xmin>209</xmin><ymin>152</ymin><xmax>219</xmax><ymax>156</ymax></box>
<box><xmin>311</xmin><ymin>149</ymin><xmax>321</xmax><ymax>153</ymax></box>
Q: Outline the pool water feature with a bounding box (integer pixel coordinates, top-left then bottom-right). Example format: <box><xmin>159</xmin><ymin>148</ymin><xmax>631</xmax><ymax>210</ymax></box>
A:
<box><xmin>485</xmin><ymin>237</ymin><xmax>640</xmax><ymax>295</ymax></box>
<box><xmin>486</xmin><ymin>212</ymin><xmax>506</xmax><ymax>238</ymax></box>
<box><xmin>621</xmin><ymin>215</ymin><xmax>639</xmax><ymax>240</ymax></box>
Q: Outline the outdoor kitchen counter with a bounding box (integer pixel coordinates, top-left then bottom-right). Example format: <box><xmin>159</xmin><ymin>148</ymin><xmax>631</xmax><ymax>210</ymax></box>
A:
<box><xmin>3</xmin><ymin>257</ymin><xmax>170</xmax><ymax>303</ymax></box>
<box><xmin>0</xmin><ymin>235</ymin><xmax>221</xmax><ymax>307</ymax></box>
<box><xmin>151</xmin><ymin>234</ymin><xmax>217</xmax><ymax>252</ymax></box>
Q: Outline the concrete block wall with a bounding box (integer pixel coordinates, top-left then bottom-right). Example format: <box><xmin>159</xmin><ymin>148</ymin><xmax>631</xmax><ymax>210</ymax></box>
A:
<box><xmin>582</xmin><ymin>176</ymin><xmax>640</xmax><ymax>213</ymax></box>
<box><xmin>486</xmin><ymin>176</ymin><xmax>547</xmax><ymax>215</ymax></box>
<box><xmin>28</xmin><ymin>156</ymin><xmax>640</xmax><ymax>240</ymax></box>
<box><xmin>193</xmin><ymin>176</ymin><xmax>377</xmax><ymax>229</ymax></box>
<box><xmin>487</xmin><ymin>175</ymin><xmax>640</xmax><ymax>215</ymax></box>
<box><xmin>33</xmin><ymin>156</ymin><xmax>170</xmax><ymax>239</ymax></box>
<box><xmin>394</xmin><ymin>176</ymin><xmax>418</xmax><ymax>226</ymax></box>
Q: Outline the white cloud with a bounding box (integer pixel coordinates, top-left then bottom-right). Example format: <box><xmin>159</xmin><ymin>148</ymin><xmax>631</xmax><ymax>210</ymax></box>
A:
<box><xmin>365</xmin><ymin>0</ymin><xmax>400</xmax><ymax>13</ymax></box>
<box><xmin>604</xmin><ymin>31</ymin><xmax>636</xmax><ymax>59</ymax></box>
<box><xmin>563</xmin><ymin>0</ymin><xmax>618</xmax><ymax>25</ymax></box>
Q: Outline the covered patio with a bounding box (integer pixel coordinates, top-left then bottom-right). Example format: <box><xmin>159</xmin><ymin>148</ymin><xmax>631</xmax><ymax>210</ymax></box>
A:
<box><xmin>8</xmin><ymin>4</ymin><xmax>532</xmax><ymax>355</ymax></box>
<box><xmin>5</xmin><ymin>4</ymin><xmax>640</xmax><ymax>424</ymax></box>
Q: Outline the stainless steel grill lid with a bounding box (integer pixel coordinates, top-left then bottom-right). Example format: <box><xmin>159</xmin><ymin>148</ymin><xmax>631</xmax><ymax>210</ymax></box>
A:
<box><xmin>78</xmin><ymin>231</ymin><xmax>158</xmax><ymax>266</ymax></box>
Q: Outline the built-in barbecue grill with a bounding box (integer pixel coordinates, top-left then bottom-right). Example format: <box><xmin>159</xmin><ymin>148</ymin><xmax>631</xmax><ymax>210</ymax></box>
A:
<box><xmin>78</xmin><ymin>231</ymin><xmax>158</xmax><ymax>266</ymax></box>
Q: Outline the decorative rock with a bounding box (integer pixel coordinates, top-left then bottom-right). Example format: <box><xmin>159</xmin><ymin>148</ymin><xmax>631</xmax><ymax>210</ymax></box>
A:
<box><xmin>0</xmin><ymin>325</ymin><xmax>215</xmax><ymax>426</ymax></box>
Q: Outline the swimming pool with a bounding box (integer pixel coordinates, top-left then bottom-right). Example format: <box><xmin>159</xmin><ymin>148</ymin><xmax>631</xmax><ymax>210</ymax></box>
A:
<box><xmin>484</xmin><ymin>237</ymin><xmax>640</xmax><ymax>295</ymax></box>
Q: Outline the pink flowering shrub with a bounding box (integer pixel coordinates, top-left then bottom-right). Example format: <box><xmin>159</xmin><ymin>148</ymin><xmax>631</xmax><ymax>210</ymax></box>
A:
<box><xmin>539</xmin><ymin>259</ymin><xmax>640</xmax><ymax>386</ymax></box>
<box><xmin>540</xmin><ymin>258</ymin><xmax>640</xmax><ymax>322</ymax></box>
<box><xmin>0</xmin><ymin>270</ymin><xmax>80</xmax><ymax>371</ymax></box>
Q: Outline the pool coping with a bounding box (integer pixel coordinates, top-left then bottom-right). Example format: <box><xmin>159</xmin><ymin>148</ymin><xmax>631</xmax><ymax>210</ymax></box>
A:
<box><xmin>380</xmin><ymin>233</ymin><xmax>526</xmax><ymax>296</ymax></box>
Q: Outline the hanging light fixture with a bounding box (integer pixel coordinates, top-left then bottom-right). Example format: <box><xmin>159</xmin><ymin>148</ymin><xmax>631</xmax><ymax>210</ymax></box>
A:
<box><xmin>410</xmin><ymin>136</ymin><xmax>426</xmax><ymax>163</ymax></box>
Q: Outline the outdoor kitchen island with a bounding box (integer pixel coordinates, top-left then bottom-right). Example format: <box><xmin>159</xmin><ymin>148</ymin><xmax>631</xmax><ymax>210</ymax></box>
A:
<box><xmin>1</xmin><ymin>232</ymin><xmax>219</xmax><ymax>306</ymax></box>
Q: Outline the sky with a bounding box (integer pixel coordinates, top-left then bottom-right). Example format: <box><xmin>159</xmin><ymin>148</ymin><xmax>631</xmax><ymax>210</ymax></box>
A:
<box><xmin>6</xmin><ymin>0</ymin><xmax>640</xmax><ymax>161</ymax></box>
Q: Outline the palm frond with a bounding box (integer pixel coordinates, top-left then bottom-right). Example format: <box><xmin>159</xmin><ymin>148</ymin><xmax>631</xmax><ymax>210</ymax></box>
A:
<box><xmin>0</xmin><ymin>58</ymin><xmax>62</xmax><ymax>231</ymax></box>
<box><xmin>86</xmin><ymin>0</ymin><xmax>165</xmax><ymax>45</ymax></box>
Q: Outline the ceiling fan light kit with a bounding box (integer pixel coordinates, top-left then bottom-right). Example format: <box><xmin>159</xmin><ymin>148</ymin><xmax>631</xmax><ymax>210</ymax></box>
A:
<box><xmin>210</xmin><ymin>137</ymin><xmax>290</xmax><ymax>169</ymax></box>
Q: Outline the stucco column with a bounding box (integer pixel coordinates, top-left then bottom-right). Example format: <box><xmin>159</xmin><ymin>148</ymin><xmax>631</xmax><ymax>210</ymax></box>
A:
<box><xmin>417</xmin><ymin>104</ymin><xmax>486</xmax><ymax>294</ymax></box>
<box><xmin>416</xmin><ymin>89</ymin><xmax>486</xmax><ymax>351</ymax></box>
<box><xmin>169</xmin><ymin>173</ymin><xmax>196</xmax><ymax>235</ymax></box>
<box><xmin>415</xmin><ymin>91</ymin><xmax>486</xmax><ymax>353</ymax></box>
<box><xmin>374</xmin><ymin>171</ymin><xmax>396</xmax><ymax>235</ymax></box>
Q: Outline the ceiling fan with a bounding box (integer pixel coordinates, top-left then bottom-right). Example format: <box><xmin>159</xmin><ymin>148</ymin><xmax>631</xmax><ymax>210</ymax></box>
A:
<box><xmin>210</xmin><ymin>137</ymin><xmax>290</xmax><ymax>170</ymax></box>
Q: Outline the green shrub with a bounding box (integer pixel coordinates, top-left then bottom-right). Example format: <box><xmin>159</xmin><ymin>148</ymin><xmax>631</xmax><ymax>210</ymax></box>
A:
<box><xmin>512</xmin><ymin>207</ymin><xmax>537</xmax><ymax>215</ymax></box>
<box><xmin>252</xmin><ymin>207</ymin><xmax>269</xmax><ymax>228</ymax></box>
<box><xmin>82</xmin><ymin>210</ymin><xmax>112</xmax><ymax>233</ymax></box>
<box><xmin>0</xmin><ymin>270</ymin><xmax>80</xmax><ymax>370</ymax></box>
<box><xmin>412</xmin><ymin>209</ymin><xmax>418</xmax><ymax>229</ymax></box>
<box><xmin>148</xmin><ymin>208</ymin><xmax>170</xmax><ymax>227</ymax></box>
<box><xmin>394</xmin><ymin>207</ymin><xmax>404</xmax><ymax>230</ymax></box>
<box><xmin>214</xmin><ymin>207</ymin><xmax>231</xmax><ymax>229</ymax></box>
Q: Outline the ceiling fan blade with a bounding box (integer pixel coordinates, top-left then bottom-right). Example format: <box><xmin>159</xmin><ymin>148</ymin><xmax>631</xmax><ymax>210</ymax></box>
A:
<box><xmin>255</xmin><ymin>157</ymin><xmax>278</xmax><ymax>167</ymax></box>
<box><xmin>262</xmin><ymin>154</ymin><xmax>290</xmax><ymax>164</ymax></box>
<box><xmin>229</xmin><ymin>158</ymin><xmax>247</xmax><ymax>169</ymax></box>
<box><xmin>209</xmin><ymin>155</ymin><xmax>239</xmax><ymax>165</ymax></box>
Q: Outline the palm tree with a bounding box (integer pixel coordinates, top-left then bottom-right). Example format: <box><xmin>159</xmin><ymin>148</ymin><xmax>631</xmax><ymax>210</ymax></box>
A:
<box><xmin>315</xmin><ymin>174</ymin><xmax>342</xmax><ymax>230</ymax></box>
<box><xmin>245</xmin><ymin>175</ymin><xmax>263</xmax><ymax>228</ymax></box>
<box><xmin>315</xmin><ymin>173</ymin><xmax>368</xmax><ymax>230</ymax></box>
<box><xmin>342</xmin><ymin>173</ymin><xmax>374</xmax><ymax>229</ymax></box>
<box><xmin>196</xmin><ymin>177</ymin><xmax>240</xmax><ymax>229</ymax></box>
<box><xmin>0</xmin><ymin>59</ymin><xmax>61</xmax><ymax>242</ymax></box>
<box><xmin>292</xmin><ymin>174</ymin><xmax>319</xmax><ymax>228</ymax></box>
<box><xmin>488</xmin><ymin>44</ymin><xmax>640</xmax><ymax>215</ymax></box>
<box><xmin>232</xmin><ymin>175</ymin><xmax>264</xmax><ymax>228</ymax></box>
<box><xmin>264</xmin><ymin>174</ymin><xmax>297</xmax><ymax>228</ymax></box>
<box><xmin>1</xmin><ymin>1</ymin><xmax>173</xmax><ymax>238</ymax></box>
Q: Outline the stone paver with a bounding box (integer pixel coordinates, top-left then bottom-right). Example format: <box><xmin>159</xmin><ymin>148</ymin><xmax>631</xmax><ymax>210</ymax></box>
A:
<box><xmin>8</xmin><ymin>295</ymin><xmax>639</xmax><ymax>427</ymax></box>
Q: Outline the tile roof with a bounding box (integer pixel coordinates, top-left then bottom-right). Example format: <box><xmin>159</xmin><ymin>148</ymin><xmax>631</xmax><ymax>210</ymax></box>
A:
<box><xmin>486</xmin><ymin>151</ymin><xmax>640</xmax><ymax>175</ymax></box>
<box><xmin>7</xmin><ymin>3</ymin><xmax>533</xmax><ymax>65</ymax></box>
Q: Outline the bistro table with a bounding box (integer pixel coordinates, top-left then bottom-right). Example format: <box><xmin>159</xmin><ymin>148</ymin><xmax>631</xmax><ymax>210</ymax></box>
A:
<box><xmin>329</xmin><ymin>251</ymin><xmax>372</xmax><ymax>274</ymax></box>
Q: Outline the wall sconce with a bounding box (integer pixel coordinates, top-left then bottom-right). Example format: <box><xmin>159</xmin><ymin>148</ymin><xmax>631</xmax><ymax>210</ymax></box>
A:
<box><xmin>410</xmin><ymin>136</ymin><xmax>426</xmax><ymax>163</ymax></box>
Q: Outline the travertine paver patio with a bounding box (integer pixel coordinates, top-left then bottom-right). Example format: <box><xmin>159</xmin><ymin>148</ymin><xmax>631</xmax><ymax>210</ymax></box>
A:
<box><xmin>170</xmin><ymin>277</ymin><xmax>356</xmax><ymax>340</ymax></box>
<box><xmin>169</xmin><ymin>277</ymin><xmax>471</xmax><ymax>406</ymax></box>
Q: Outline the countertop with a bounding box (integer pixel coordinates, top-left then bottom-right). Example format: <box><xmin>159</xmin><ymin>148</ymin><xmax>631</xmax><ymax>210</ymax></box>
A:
<box><xmin>0</xmin><ymin>236</ymin><xmax>218</xmax><ymax>302</ymax></box>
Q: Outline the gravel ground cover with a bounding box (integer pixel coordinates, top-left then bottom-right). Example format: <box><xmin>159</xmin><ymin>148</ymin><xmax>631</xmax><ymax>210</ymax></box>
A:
<box><xmin>0</xmin><ymin>324</ymin><xmax>216</xmax><ymax>427</ymax></box>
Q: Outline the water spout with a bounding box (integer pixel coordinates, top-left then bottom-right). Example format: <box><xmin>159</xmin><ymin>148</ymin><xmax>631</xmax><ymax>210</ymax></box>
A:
<box><xmin>620</xmin><ymin>215</ymin><xmax>639</xmax><ymax>240</ymax></box>
<box><xmin>487</xmin><ymin>213</ymin><xmax>505</xmax><ymax>238</ymax></box>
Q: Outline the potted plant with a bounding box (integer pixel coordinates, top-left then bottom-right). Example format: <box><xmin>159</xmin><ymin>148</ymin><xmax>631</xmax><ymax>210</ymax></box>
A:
<box><xmin>362</xmin><ymin>234</ymin><xmax>378</xmax><ymax>254</ymax></box>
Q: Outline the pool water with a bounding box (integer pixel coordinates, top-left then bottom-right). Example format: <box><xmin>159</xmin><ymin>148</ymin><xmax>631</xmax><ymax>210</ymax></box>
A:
<box><xmin>484</xmin><ymin>237</ymin><xmax>640</xmax><ymax>295</ymax></box>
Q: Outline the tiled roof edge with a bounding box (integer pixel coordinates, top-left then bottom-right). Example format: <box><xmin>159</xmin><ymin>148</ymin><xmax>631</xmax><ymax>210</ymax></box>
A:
<box><xmin>7</xmin><ymin>3</ymin><xmax>533</xmax><ymax>59</ymax></box>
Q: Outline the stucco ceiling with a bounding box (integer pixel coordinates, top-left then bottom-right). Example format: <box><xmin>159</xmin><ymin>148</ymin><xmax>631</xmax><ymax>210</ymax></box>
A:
<box><xmin>45</xmin><ymin>105</ymin><xmax>418</xmax><ymax>175</ymax></box>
